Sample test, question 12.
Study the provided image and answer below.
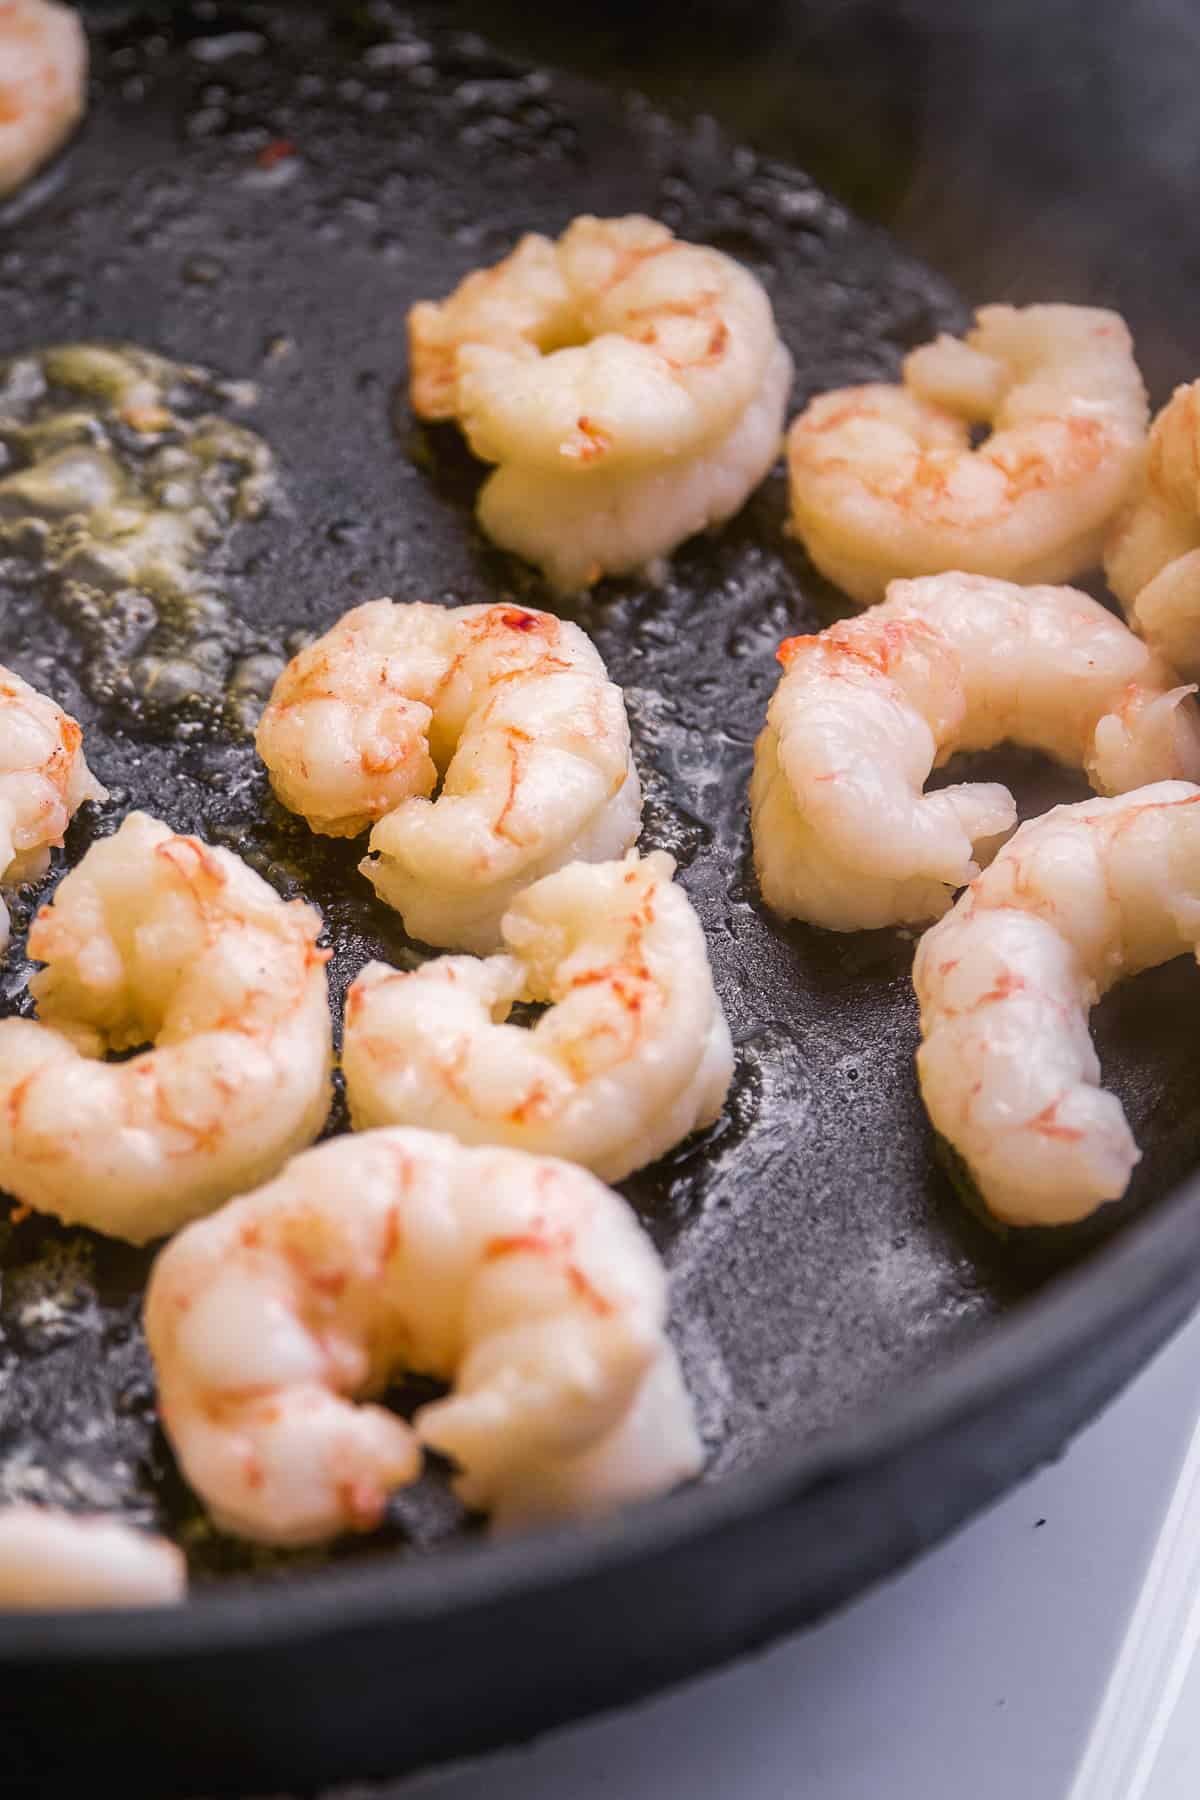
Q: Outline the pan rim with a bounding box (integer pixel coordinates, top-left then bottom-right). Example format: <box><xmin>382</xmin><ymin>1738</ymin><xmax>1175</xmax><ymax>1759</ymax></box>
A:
<box><xmin>3</xmin><ymin>1153</ymin><xmax>1199</xmax><ymax>1661</ymax></box>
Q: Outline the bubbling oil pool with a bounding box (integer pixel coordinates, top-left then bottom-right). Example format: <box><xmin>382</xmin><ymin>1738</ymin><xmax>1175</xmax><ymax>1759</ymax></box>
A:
<box><xmin>0</xmin><ymin>2</ymin><xmax>1108</xmax><ymax>1582</ymax></box>
<box><xmin>0</xmin><ymin>342</ymin><xmax>282</xmax><ymax>732</ymax></box>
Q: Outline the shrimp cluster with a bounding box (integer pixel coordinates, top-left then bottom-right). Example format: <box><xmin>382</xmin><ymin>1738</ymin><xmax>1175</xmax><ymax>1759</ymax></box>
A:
<box><xmin>914</xmin><ymin>782</ymin><xmax>1200</xmax><ymax>1226</ymax></box>
<box><xmin>409</xmin><ymin>214</ymin><xmax>793</xmax><ymax>591</ymax></box>
<box><xmin>344</xmin><ymin>851</ymin><xmax>733</xmax><ymax>1181</ymax></box>
<box><xmin>0</xmin><ymin>812</ymin><xmax>332</xmax><ymax>1243</ymax></box>
<box><xmin>0</xmin><ymin>1507</ymin><xmax>184</xmax><ymax>1610</ymax></box>
<box><xmin>145</xmin><ymin>1128</ymin><xmax>702</xmax><ymax>1543</ymax></box>
<box><xmin>787</xmin><ymin>304</ymin><xmax>1148</xmax><ymax>604</ymax></box>
<box><xmin>257</xmin><ymin>599</ymin><xmax>642</xmax><ymax>953</ymax></box>
<box><xmin>1105</xmin><ymin>380</ymin><xmax>1200</xmax><ymax>680</ymax></box>
<box><xmin>0</xmin><ymin>663</ymin><xmax>105</xmax><ymax>949</ymax></box>
<box><xmin>750</xmin><ymin>572</ymin><xmax>1200</xmax><ymax>932</ymax></box>
<box><xmin>8</xmin><ymin>163</ymin><xmax>1187</xmax><ymax>1586</ymax></box>
<box><xmin>0</xmin><ymin>0</ymin><xmax>87</xmax><ymax>197</ymax></box>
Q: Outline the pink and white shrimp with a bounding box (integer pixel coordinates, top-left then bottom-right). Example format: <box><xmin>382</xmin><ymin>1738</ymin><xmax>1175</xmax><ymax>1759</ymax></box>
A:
<box><xmin>0</xmin><ymin>662</ymin><xmax>105</xmax><ymax>949</ymax></box>
<box><xmin>787</xmin><ymin>305</ymin><xmax>1148</xmax><ymax>604</ymax></box>
<box><xmin>343</xmin><ymin>851</ymin><xmax>733</xmax><ymax>1181</ymax></box>
<box><xmin>750</xmin><ymin>572</ymin><xmax>1200</xmax><ymax>932</ymax></box>
<box><xmin>0</xmin><ymin>1507</ymin><xmax>184</xmax><ymax>1609</ymax></box>
<box><xmin>409</xmin><ymin>214</ymin><xmax>793</xmax><ymax>591</ymax></box>
<box><xmin>1105</xmin><ymin>379</ymin><xmax>1200</xmax><ymax>679</ymax></box>
<box><xmin>914</xmin><ymin>781</ymin><xmax>1200</xmax><ymax>1225</ymax></box>
<box><xmin>144</xmin><ymin>1128</ymin><xmax>702</xmax><ymax>1543</ymax></box>
<box><xmin>256</xmin><ymin>599</ymin><xmax>642</xmax><ymax>953</ymax></box>
<box><xmin>0</xmin><ymin>0</ymin><xmax>87</xmax><ymax>198</ymax></box>
<box><xmin>0</xmin><ymin>812</ymin><xmax>333</xmax><ymax>1243</ymax></box>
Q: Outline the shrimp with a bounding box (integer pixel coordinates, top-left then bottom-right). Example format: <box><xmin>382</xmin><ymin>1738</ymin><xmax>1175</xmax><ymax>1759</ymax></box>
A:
<box><xmin>0</xmin><ymin>811</ymin><xmax>332</xmax><ymax>1243</ymax></box>
<box><xmin>408</xmin><ymin>214</ymin><xmax>793</xmax><ymax>591</ymax></box>
<box><xmin>144</xmin><ymin>1127</ymin><xmax>702</xmax><ymax>1542</ymax></box>
<box><xmin>0</xmin><ymin>1507</ymin><xmax>184</xmax><ymax>1609</ymax></box>
<box><xmin>786</xmin><ymin>305</ymin><xmax>1148</xmax><ymax>605</ymax></box>
<box><xmin>1105</xmin><ymin>380</ymin><xmax>1200</xmax><ymax>679</ymax></box>
<box><xmin>0</xmin><ymin>0</ymin><xmax>87</xmax><ymax>198</ymax></box>
<box><xmin>256</xmin><ymin>599</ymin><xmax>642</xmax><ymax>954</ymax></box>
<box><xmin>343</xmin><ymin>851</ymin><xmax>733</xmax><ymax>1181</ymax></box>
<box><xmin>0</xmin><ymin>663</ymin><xmax>105</xmax><ymax>949</ymax></box>
<box><xmin>750</xmin><ymin>572</ymin><xmax>1200</xmax><ymax>933</ymax></box>
<box><xmin>913</xmin><ymin>781</ymin><xmax>1200</xmax><ymax>1226</ymax></box>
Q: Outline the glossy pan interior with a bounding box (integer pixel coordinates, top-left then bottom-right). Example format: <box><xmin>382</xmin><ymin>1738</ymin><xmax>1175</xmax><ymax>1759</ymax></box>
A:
<box><xmin>3</xmin><ymin>2</ymin><xmax>1200</xmax><ymax>1793</ymax></box>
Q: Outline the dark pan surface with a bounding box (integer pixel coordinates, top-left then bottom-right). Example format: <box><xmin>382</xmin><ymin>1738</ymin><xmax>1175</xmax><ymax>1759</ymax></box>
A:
<box><xmin>3</xmin><ymin>0</ymin><xmax>1200</xmax><ymax>1696</ymax></box>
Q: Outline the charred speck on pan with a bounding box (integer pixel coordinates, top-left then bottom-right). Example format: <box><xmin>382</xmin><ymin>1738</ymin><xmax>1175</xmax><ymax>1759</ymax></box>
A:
<box><xmin>2</xmin><ymin>1</ymin><xmax>1199</xmax><ymax>1584</ymax></box>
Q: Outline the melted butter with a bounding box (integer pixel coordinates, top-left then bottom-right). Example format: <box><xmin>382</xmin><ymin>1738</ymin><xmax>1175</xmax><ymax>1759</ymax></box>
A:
<box><xmin>0</xmin><ymin>343</ymin><xmax>282</xmax><ymax>733</ymax></box>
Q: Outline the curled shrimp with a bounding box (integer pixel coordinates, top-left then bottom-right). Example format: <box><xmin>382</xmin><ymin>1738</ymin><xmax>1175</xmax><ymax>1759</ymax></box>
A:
<box><xmin>750</xmin><ymin>572</ymin><xmax>1200</xmax><ymax>933</ymax></box>
<box><xmin>0</xmin><ymin>1507</ymin><xmax>184</xmax><ymax>1609</ymax></box>
<box><xmin>256</xmin><ymin>599</ymin><xmax>642</xmax><ymax>954</ymax></box>
<box><xmin>914</xmin><ymin>781</ymin><xmax>1200</xmax><ymax>1225</ymax></box>
<box><xmin>343</xmin><ymin>851</ymin><xmax>733</xmax><ymax>1181</ymax></box>
<box><xmin>786</xmin><ymin>305</ymin><xmax>1148</xmax><ymax>605</ymax></box>
<box><xmin>408</xmin><ymin>214</ymin><xmax>793</xmax><ymax>591</ymax></box>
<box><xmin>0</xmin><ymin>811</ymin><xmax>332</xmax><ymax>1243</ymax></box>
<box><xmin>0</xmin><ymin>663</ymin><xmax>105</xmax><ymax>949</ymax></box>
<box><xmin>1105</xmin><ymin>380</ymin><xmax>1200</xmax><ymax>679</ymax></box>
<box><xmin>144</xmin><ymin>1127</ymin><xmax>702</xmax><ymax>1542</ymax></box>
<box><xmin>0</xmin><ymin>0</ymin><xmax>87</xmax><ymax>197</ymax></box>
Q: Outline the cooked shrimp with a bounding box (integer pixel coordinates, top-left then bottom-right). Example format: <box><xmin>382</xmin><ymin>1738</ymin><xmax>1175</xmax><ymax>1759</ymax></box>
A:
<box><xmin>787</xmin><ymin>305</ymin><xmax>1148</xmax><ymax>604</ymax></box>
<box><xmin>0</xmin><ymin>0</ymin><xmax>87</xmax><ymax>198</ymax></box>
<box><xmin>1105</xmin><ymin>380</ymin><xmax>1200</xmax><ymax>679</ymax></box>
<box><xmin>344</xmin><ymin>851</ymin><xmax>733</xmax><ymax>1180</ymax></box>
<box><xmin>409</xmin><ymin>214</ymin><xmax>793</xmax><ymax>591</ymax></box>
<box><xmin>0</xmin><ymin>811</ymin><xmax>332</xmax><ymax>1243</ymax></box>
<box><xmin>0</xmin><ymin>663</ymin><xmax>105</xmax><ymax>949</ymax></box>
<box><xmin>0</xmin><ymin>1506</ymin><xmax>184</xmax><ymax>1609</ymax></box>
<box><xmin>750</xmin><ymin>572</ymin><xmax>1200</xmax><ymax>932</ymax></box>
<box><xmin>256</xmin><ymin>599</ymin><xmax>642</xmax><ymax>954</ymax></box>
<box><xmin>145</xmin><ymin>1127</ymin><xmax>702</xmax><ymax>1542</ymax></box>
<box><xmin>914</xmin><ymin>781</ymin><xmax>1200</xmax><ymax>1225</ymax></box>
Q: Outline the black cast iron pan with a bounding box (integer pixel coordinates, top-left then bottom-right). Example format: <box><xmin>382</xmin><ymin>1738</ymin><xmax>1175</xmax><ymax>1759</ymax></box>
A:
<box><xmin>3</xmin><ymin>2</ymin><xmax>1200</xmax><ymax>1792</ymax></box>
